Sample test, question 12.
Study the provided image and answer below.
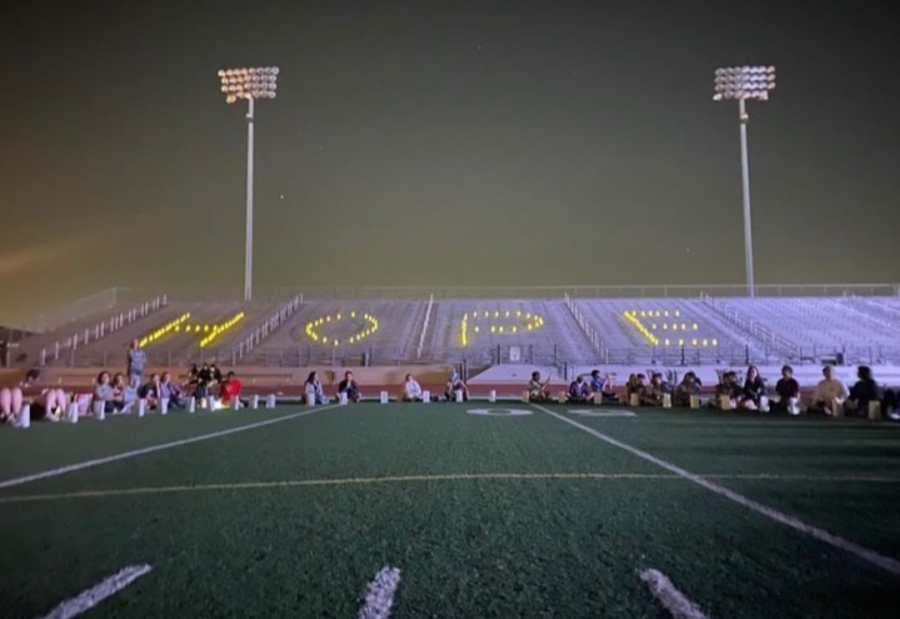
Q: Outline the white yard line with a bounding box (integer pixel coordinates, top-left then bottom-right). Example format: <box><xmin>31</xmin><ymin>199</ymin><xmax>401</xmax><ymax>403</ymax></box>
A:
<box><xmin>532</xmin><ymin>404</ymin><xmax>900</xmax><ymax>577</ymax></box>
<box><xmin>36</xmin><ymin>564</ymin><xmax>151</xmax><ymax>619</ymax></box>
<box><xmin>639</xmin><ymin>569</ymin><xmax>709</xmax><ymax>619</ymax></box>
<box><xmin>357</xmin><ymin>566</ymin><xmax>402</xmax><ymax>619</ymax></box>
<box><xmin>0</xmin><ymin>405</ymin><xmax>339</xmax><ymax>491</ymax></box>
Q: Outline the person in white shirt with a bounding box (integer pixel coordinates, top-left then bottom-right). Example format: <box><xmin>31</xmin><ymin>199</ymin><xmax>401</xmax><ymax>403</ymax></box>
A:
<box><xmin>811</xmin><ymin>365</ymin><xmax>849</xmax><ymax>415</ymax></box>
<box><xmin>403</xmin><ymin>373</ymin><xmax>423</xmax><ymax>402</ymax></box>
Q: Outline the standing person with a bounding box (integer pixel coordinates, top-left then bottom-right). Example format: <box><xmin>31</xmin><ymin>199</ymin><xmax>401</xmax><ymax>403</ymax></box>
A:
<box><xmin>127</xmin><ymin>339</ymin><xmax>147</xmax><ymax>389</ymax></box>
<box><xmin>304</xmin><ymin>371</ymin><xmax>329</xmax><ymax>405</ymax></box>
<box><xmin>810</xmin><ymin>365</ymin><xmax>849</xmax><ymax>416</ymax></box>
<box><xmin>403</xmin><ymin>373</ymin><xmax>423</xmax><ymax>402</ymax></box>
<box><xmin>338</xmin><ymin>371</ymin><xmax>361</xmax><ymax>403</ymax></box>
<box><xmin>772</xmin><ymin>365</ymin><xmax>801</xmax><ymax>414</ymax></box>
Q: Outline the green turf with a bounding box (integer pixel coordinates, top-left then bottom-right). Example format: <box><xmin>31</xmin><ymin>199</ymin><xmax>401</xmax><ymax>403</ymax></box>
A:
<box><xmin>1</xmin><ymin>403</ymin><xmax>899</xmax><ymax>618</ymax></box>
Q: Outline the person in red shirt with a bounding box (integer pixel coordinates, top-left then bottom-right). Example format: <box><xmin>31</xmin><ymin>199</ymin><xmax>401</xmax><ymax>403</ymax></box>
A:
<box><xmin>219</xmin><ymin>371</ymin><xmax>243</xmax><ymax>408</ymax></box>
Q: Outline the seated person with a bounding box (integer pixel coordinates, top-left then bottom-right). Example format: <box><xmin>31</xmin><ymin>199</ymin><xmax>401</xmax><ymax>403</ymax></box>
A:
<box><xmin>338</xmin><ymin>370</ymin><xmax>361</xmax><ymax>403</ymax></box>
<box><xmin>94</xmin><ymin>371</ymin><xmax>124</xmax><ymax>414</ymax></box>
<box><xmin>809</xmin><ymin>365</ymin><xmax>849</xmax><ymax>415</ymax></box>
<box><xmin>160</xmin><ymin>371</ymin><xmax>186</xmax><ymax>408</ymax></box>
<box><xmin>673</xmin><ymin>371</ymin><xmax>701</xmax><ymax>407</ymax></box>
<box><xmin>193</xmin><ymin>363</ymin><xmax>215</xmax><ymax>399</ymax></box>
<box><xmin>640</xmin><ymin>373</ymin><xmax>671</xmax><ymax>406</ymax></box>
<box><xmin>567</xmin><ymin>375</ymin><xmax>592</xmax><ymax>403</ymax></box>
<box><xmin>845</xmin><ymin>366</ymin><xmax>881</xmax><ymax>417</ymax></box>
<box><xmin>0</xmin><ymin>386</ymin><xmax>24</xmax><ymax>424</ymax></box>
<box><xmin>625</xmin><ymin>374</ymin><xmax>642</xmax><ymax>402</ymax></box>
<box><xmin>111</xmin><ymin>372</ymin><xmax>134</xmax><ymax>412</ymax></box>
<box><xmin>739</xmin><ymin>365</ymin><xmax>767</xmax><ymax>410</ymax></box>
<box><xmin>137</xmin><ymin>374</ymin><xmax>163</xmax><ymax>409</ymax></box>
<box><xmin>403</xmin><ymin>373</ymin><xmax>423</xmax><ymax>402</ymax></box>
<box><xmin>30</xmin><ymin>388</ymin><xmax>68</xmax><ymax>422</ymax></box>
<box><xmin>219</xmin><ymin>371</ymin><xmax>244</xmax><ymax>408</ymax></box>
<box><xmin>712</xmin><ymin>371</ymin><xmax>742</xmax><ymax>409</ymax></box>
<box><xmin>527</xmin><ymin>371</ymin><xmax>551</xmax><ymax>402</ymax></box>
<box><xmin>304</xmin><ymin>371</ymin><xmax>329</xmax><ymax>405</ymax></box>
<box><xmin>589</xmin><ymin>369</ymin><xmax>619</xmax><ymax>403</ymax></box>
<box><xmin>771</xmin><ymin>365</ymin><xmax>800</xmax><ymax>414</ymax></box>
<box><xmin>445</xmin><ymin>369</ymin><xmax>469</xmax><ymax>401</ymax></box>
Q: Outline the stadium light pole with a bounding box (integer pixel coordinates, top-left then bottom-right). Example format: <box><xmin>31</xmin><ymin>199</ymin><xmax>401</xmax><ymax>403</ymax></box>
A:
<box><xmin>714</xmin><ymin>65</ymin><xmax>776</xmax><ymax>298</ymax></box>
<box><xmin>218</xmin><ymin>66</ymin><xmax>279</xmax><ymax>302</ymax></box>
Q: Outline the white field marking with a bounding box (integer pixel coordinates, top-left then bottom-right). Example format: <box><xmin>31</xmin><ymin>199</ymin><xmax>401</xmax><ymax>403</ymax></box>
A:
<box><xmin>568</xmin><ymin>409</ymin><xmax>637</xmax><ymax>417</ymax></box>
<box><xmin>0</xmin><ymin>405</ymin><xmax>340</xmax><ymax>491</ymax></box>
<box><xmin>532</xmin><ymin>403</ymin><xmax>900</xmax><ymax>576</ymax></box>
<box><xmin>640</xmin><ymin>569</ymin><xmax>708</xmax><ymax>619</ymax></box>
<box><xmin>466</xmin><ymin>408</ymin><xmax>532</xmax><ymax>416</ymax></box>
<box><xmin>36</xmin><ymin>564</ymin><xmax>151</xmax><ymax>619</ymax></box>
<box><xmin>357</xmin><ymin>566</ymin><xmax>402</xmax><ymax>619</ymax></box>
<box><xmin>3</xmin><ymin>472</ymin><xmax>898</xmax><ymax>505</ymax></box>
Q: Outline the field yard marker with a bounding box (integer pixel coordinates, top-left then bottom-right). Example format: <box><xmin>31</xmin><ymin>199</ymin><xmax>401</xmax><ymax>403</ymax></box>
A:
<box><xmin>639</xmin><ymin>569</ymin><xmax>708</xmax><ymax>619</ymax></box>
<box><xmin>35</xmin><ymin>564</ymin><xmax>151</xmax><ymax>619</ymax></box>
<box><xmin>532</xmin><ymin>404</ymin><xmax>900</xmax><ymax>576</ymax></box>
<box><xmin>0</xmin><ymin>405</ymin><xmax>340</xmax><ymax>491</ymax></box>
<box><xmin>357</xmin><ymin>566</ymin><xmax>401</xmax><ymax>619</ymax></box>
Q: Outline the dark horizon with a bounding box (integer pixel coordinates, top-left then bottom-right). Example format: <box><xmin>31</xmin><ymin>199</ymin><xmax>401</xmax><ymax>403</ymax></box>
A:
<box><xmin>2</xmin><ymin>1</ymin><xmax>899</xmax><ymax>325</ymax></box>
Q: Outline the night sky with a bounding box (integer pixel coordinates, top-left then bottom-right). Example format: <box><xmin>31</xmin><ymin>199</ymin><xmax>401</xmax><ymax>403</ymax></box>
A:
<box><xmin>1</xmin><ymin>1</ymin><xmax>898</xmax><ymax>324</ymax></box>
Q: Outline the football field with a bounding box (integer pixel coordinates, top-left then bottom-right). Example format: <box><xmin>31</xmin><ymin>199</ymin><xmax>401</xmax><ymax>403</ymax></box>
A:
<box><xmin>1</xmin><ymin>402</ymin><xmax>898</xmax><ymax>618</ymax></box>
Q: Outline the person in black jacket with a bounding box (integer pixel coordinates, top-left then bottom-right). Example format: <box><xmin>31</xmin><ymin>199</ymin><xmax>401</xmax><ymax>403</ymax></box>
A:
<box><xmin>739</xmin><ymin>365</ymin><xmax>767</xmax><ymax>411</ymax></box>
<box><xmin>845</xmin><ymin>366</ymin><xmax>881</xmax><ymax>417</ymax></box>
<box><xmin>338</xmin><ymin>371</ymin><xmax>360</xmax><ymax>403</ymax></box>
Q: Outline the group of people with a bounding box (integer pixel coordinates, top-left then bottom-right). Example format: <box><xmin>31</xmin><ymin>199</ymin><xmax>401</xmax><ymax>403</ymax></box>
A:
<box><xmin>524</xmin><ymin>364</ymin><xmax>898</xmax><ymax>418</ymax></box>
<box><xmin>302</xmin><ymin>370</ymin><xmax>469</xmax><ymax>404</ymax></box>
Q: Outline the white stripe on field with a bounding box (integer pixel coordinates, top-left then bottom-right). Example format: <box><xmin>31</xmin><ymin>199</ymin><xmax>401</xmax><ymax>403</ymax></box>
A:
<box><xmin>357</xmin><ymin>566</ymin><xmax>402</xmax><ymax>619</ymax></box>
<box><xmin>640</xmin><ymin>569</ymin><xmax>708</xmax><ymax>619</ymax></box>
<box><xmin>0</xmin><ymin>405</ymin><xmax>339</xmax><ymax>491</ymax></box>
<box><xmin>36</xmin><ymin>564</ymin><xmax>152</xmax><ymax>619</ymax></box>
<box><xmin>531</xmin><ymin>404</ymin><xmax>900</xmax><ymax>576</ymax></box>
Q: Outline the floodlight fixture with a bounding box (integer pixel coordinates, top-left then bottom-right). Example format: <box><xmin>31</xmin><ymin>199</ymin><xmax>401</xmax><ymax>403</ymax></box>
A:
<box><xmin>713</xmin><ymin>65</ymin><xmax>776</xmax><ymax>298</ymax></box>
<box><xmin>217</xmin><ymin>66</ymin><xmax>280</xmax><ymax>302</ymax></box>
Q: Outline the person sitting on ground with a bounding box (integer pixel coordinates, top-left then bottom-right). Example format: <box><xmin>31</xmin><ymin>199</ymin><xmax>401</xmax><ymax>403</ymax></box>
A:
<box><xmin>304</xmin><ymin>371</ymin><xmax>329</xmax><ymax>404</ymax></box>
<box><xmin>673</xmin><ymin>371</ymin><xmax>701</xmax><ymax>407</ymax></box>
<box><xmin>625</xmin><ymin>374</ymin><xmax>642</xmax><ymax>402</ymax></box>
<box><xmin>338</xmin><ymin>371</ymin><xmax>361</xmax><ymax>403</ymax></box>
<box><xmin>127</xmin><ymin>339</ymin><xmax>147</xmax><ymax>389</ymax></box>
<box><xmin>445</xmin><ymin>369</ymin><xmax>469</xmax><ymax>401</ymax></box>
<box><xmin>528</xmin><ymin>371</ymin><xmax>551</xmax><ymax>402</ymax></box>
<box><xmin>403</xmin><ymin>373</ymin><xmax>423</xmax><ymax>402</ymax></box>
<box><xmin>138</xmin><ymin>373</ymin><xmax>163</xmax><ymax>409</ymax></box>
<box><xmin>739</xmin><ymin>365</ymin><xmax>767</xmax><ymax>410</ymax></box>
<box><xmin>810</xmin><ymin>365</ymin><xmax>849</xmax><ymax>416</ymax></box>
<box><xmin>1</xmin><ymin>386</ymin><xmax>24</xmax><ymax>424</ymax></box>
<box><xmin>185</xmin><ymin>363</ymin><xmax>199</xmax><ymax>389</ymax></box>
<box><xmin>640</xmin><ymin>373</ymin><xmax>671</xmax><ymax>406</ymax></box>
<box><xmin>194</xmin><ymin>363</ymin><xmax>215</xmax><ymax>399</ymax></box>
<box><xmin>589</xmin><ymin>369</ymin><xmax>619</xmax><ymax>403</ymax></box>
<box><xmin>21</xmin><ymin>366</ymin><xmax>42</xmax><ymax>389</ymax></box>
<box><xmin>93</xmin><ymin>371</ymin><xmax>123</xmax><ymax>414</ymax></box>
<box><xmin>210</xmin><ymin>363</ymin><xmax>224</xmax><ymax>386</ymax></box>
<box><xmin>567</xmin><ymin>375</ymin><xmax>592</xmax><ymax>403</ymax></box>
<box><xmin>31</xmin><ymin>388</ymin><xmax>68</xmax><ymax>422</ymax></box>
<box><xmin>713</xmin><ymin>371</ymin><xmax>742</xmax><ymax>409</ymax></box>
<box><xmin>219</xmin><ymin>371</ymin><xmax>244</xmax><ymax>409</ymax></box>
<box><xmin>772</xmin><ymin>365</ymin><xmax>801</xmax><ymax>414</ymax></box>
<box><xmin>111</xmin><ymin>373</ymin><xmax>132</xmax><ymax>413</ymax></box>
<box><xmin>845</xmin><ymin>366</ymin><xmax>881</xmax><ymax>417</ymax></box>
<box><xmin>160</xmin><ymin>371</ymin><xmax>186</xmax><ymax>408</ymax></box>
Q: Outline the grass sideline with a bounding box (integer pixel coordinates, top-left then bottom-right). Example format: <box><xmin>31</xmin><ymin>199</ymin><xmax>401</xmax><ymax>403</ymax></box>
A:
<box><xmin>1</xmin><ymin>403</ymin><xmax>899</xmax><ymax>618</ymax></box>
